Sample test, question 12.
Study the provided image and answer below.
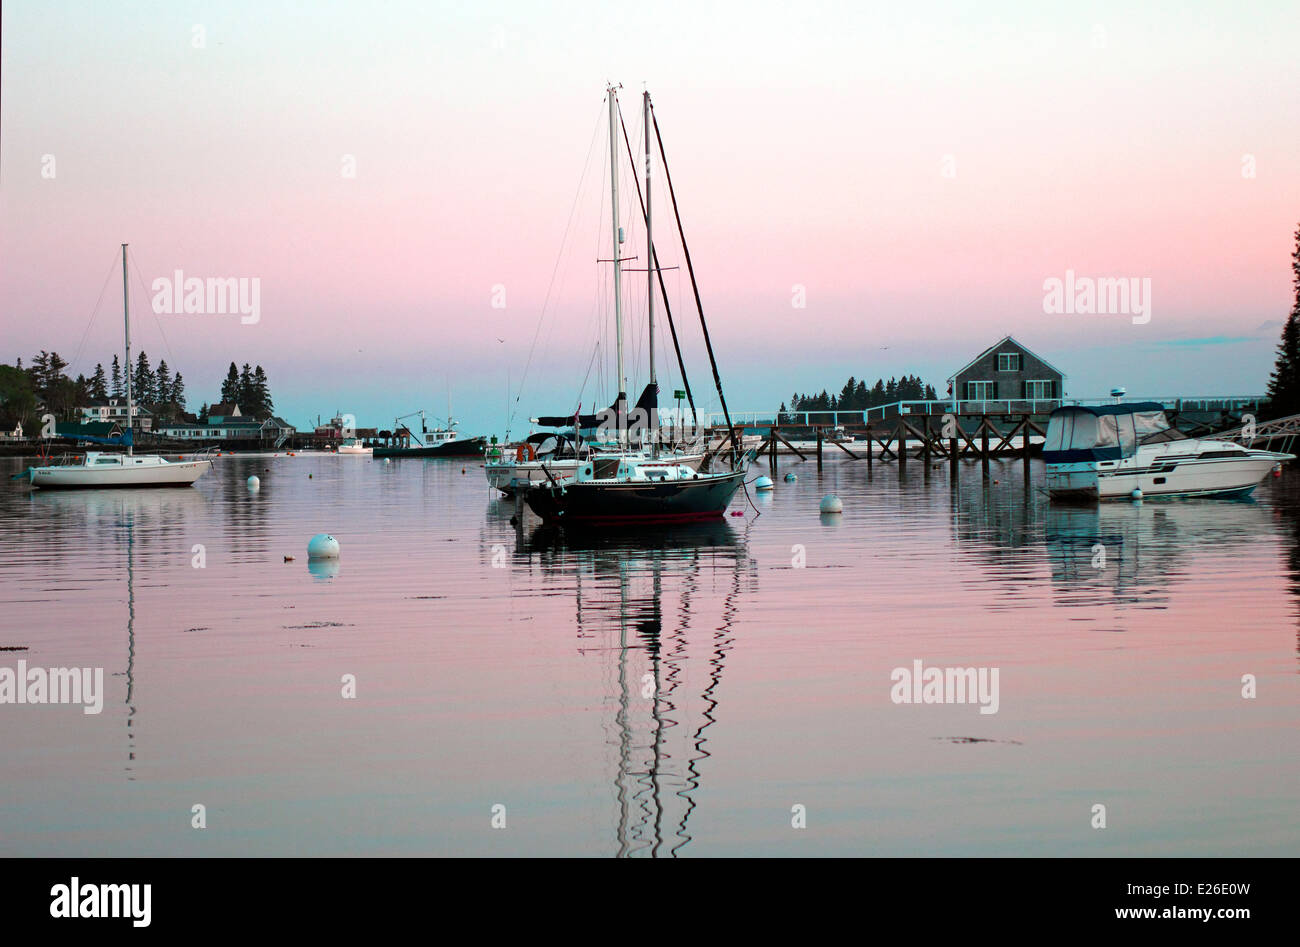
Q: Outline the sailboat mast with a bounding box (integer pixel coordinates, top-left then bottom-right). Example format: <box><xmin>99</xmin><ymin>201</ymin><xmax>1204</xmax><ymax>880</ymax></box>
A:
<box><xmin>606</xmin><ymin>84</ymin><xmax>626</xmax><ymax>437</ymax></box>
<box><xmin>644</xmin><ymin>90</ymin><xmax>657</xmax><ymax>455</ymax></box>
<box><xmin>644</xmin><ymin>91</ymin><xmax>655</xmax><ymax>393</ymax></box>
<box><xmin>122</xmin><ymin>243</ymin><xmax>133</xmax><ymax>456</ymax></box>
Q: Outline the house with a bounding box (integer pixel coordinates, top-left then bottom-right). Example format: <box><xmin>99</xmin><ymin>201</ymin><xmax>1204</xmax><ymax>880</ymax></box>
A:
<box><xmin>949</xmin><ymin>336</ymin><xmax>1065</xmax><ymax>408</ymax></box>
<box><xmin>156</xmin><ymin>414</ymin><xmax>296</xmax><ymax>444</ymax></box>
<box><xmin>77</xmin><ymin>397</ymin><xmax>153</xmax><ymax>432</ymax></box>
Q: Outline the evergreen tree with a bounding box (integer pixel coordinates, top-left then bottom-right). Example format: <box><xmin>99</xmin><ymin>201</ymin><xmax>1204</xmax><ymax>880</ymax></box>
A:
<box><xmin>1266</xmin><ymin>224</ymin><xmax>1300</xmax><ymax>419</ymax></box>
<box><xmin>110</xmin><ymin>355</ymin><xmax>122</xmax><ymax>397</ymax></box>
<box><xmin>171</xmin><ymin>373</ymin><xmax>187</xmax><ymax>412</ymax></box>
<box><xmin>251</xmin><ymin>365</ymin><xmax>272</xmax><ymax>417</ymax></box>
<box><xmin>90</xmin><ymin>363</ymin><xmax>108</xmax><ymax>400</ymax></box>
<box><xmin>238</xmin><ymin>363</ymin><xmax>254</xmax><ymax>409</ymax></box>
<box><xmin>133</xmin><ymin>351</ymin><xmax>155</xmax><ymax>404</ymax></box>
<box><xmin>156</xmin><ymin>359</ymin><xmax>172</xmax><ymax>405</ymax></box>
<box><xmin>220</xmin><ymin>362</ymin><xmax>240</xmax><ymax>406</ymax></box>
<box><xmin>198</xmin><ymin>402</ymin><xmax>209</xmax><ymax>422</ymax></box>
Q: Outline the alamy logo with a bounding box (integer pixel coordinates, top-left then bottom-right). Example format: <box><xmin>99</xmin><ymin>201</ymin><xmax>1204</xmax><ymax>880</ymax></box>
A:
<box><xmin>50</xmin><ymin>877</ymin><xmax>151</xmax><ymax>927</ymax></box>
<box><xmin>890</xmin><ymin>660</ymin><xmax>1000</xmax><ymax>714</ymax></box>
<box><xmin>1042</xmin><ymin>269</ymin><xmax>1151</xmax><ymax>325</ymax></box>
<box><xmin>151</xmin><ymin>269</ymin><xmax>261</xmax><ymax>324</ymax></box>
<box><xmin>0</xmin><ymin>661</ymin><xmax>104</xmax><ymax>714</ymax></box>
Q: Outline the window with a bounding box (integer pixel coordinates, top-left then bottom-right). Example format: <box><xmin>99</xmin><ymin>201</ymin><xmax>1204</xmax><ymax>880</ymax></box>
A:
<box><xmin>966</xmin><ymin>381</ymin><xmax>996</xmax><ymax>400</ymax></box>
<box><xmin>1024</xmin><ymin>380</ymin><xmax>1055</xmax><ymax>400</ymax></box>
<box><xmin>997</xmin><ymin>352</ymin><xmax>1021</xmax><ymax>372</ymax></box>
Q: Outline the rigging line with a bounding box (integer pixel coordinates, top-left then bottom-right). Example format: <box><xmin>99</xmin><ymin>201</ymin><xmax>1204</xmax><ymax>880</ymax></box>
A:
<box><xmin>128</xmin><ymin>251</ymin><xmax>178</xmax><ymax>372</ymax></box>
<box><xmin>508</xmin><ymin>101</ymin><xmax>605</xmax><ymax>434</ymax></box>
<box><xmin>652</xmin><ymin>102</ymin><xmax>737</xmax><ymax>467</ymax></box>
<box><xmin>615</xmin><ymin>100</ymin><xmax>697</xmax><ymax>423</ymax></box>
<box><xmin>67</xmin><ymin>248</ymin><xmax>122</xmax><ymax>378</ymax></box>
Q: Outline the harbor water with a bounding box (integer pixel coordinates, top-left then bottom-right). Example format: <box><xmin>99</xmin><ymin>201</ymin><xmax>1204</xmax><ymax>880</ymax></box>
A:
<box><xmin>1</xmin><ymin>453</ymin><xmax>1297</xmax><ymax>856</ymax></box>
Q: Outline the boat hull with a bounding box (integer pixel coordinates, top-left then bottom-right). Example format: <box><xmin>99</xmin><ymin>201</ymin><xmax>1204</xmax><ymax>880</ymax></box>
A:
<box><xmin>29</xmin><ymin>459</ymin><xmax>212</xmax><ymax>489</ymax></box>
<box><xmin>522</xmin><ymin>470</ymin><xmax>745</xmax><ymax>524</ymax></box>
<box><xmin>1047</xmin><ymin>451</ymin><xmax>1287</xmax><ymax>501</ymax></box>
<box><xmin>373</xmin><ymin>437</ymin><xmax>485</xmax><ymax>458</ymax></box>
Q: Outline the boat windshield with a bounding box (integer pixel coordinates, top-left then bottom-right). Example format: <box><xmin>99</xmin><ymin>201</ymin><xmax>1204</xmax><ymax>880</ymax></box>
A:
<box><xmin>1045</xmin><ymin>407</ymin><xmax>1154</xmax><ymax>459</ymax></box>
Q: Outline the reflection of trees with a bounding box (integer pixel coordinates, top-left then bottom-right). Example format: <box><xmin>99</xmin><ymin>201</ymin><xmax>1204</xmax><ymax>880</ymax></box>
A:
<box><xmin>515</xmin><ymin>522</ymin><xmax>757</xmax><ymax>856</ymax></box>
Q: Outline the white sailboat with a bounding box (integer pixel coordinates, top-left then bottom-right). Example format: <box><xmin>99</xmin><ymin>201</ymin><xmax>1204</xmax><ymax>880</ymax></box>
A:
<box><xmin>25</xmin><ymin>245</ymin><xmax>212</xmax><ymax>490</ymax></box>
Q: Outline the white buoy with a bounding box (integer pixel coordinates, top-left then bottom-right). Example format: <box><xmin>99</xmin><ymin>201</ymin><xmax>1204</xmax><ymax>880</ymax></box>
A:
<box><xmin>307</xmin><ymin>533</ymin><xmax>340</xmax><ymax>559</ymax></box>
<box><xmin>819</xmin><ymin>494</ymin><xmax>843</xmax><ymax>514</ymax></box>
<box><xmin>1130</xmin><ymin>488</ymin><xmax>1143</xmax><ymax>501</ymax></box>
<box><xmin>246</xmin><ymin>475</ymin><xmax>260</xmax><ymax>490</ymax></box>
<box><xmin>755</xmin><ymin>475</ymin><xmax>774</xmax><ymax>491</ymax></box>
<box><xmin>384</xmin><ymin>457</ymin><xmax>391</xmax><ymax>464</ymax></box>
<box><xmin>784</xmin><ymin>472</ymin><xmax>797</xmax><ymax>482</ymax></box>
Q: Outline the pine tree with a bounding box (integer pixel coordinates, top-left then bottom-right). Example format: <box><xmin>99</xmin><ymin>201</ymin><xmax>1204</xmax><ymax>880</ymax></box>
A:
<box><xmin>238</xmin><ymin>363</ymin><xmax>253</xmax><ymax>410</ymax></box>
<box><xmin>90</xmin><ymin>363</ymin><xmax>108</xmax><ymax>400</ymax></box>
<box><xmin>171</xmin><ymin>373</ymin><xmax>187</xmax><ymax>412</ymax></box>
<box><xmin>251</xmin><ymin>365</ymin><xmax>272</xmax><ymax>418</ymax></box>
<box><xmin>156</xmin><ymin>360</ymin><xmax>172</xmax><ymax>405</ymax></box>
<box><xmin>1266</xmin><ymin>224</ymin><xmax>1300</xmax><ymax>419</ymax></box>
<box><xmin>220</xmin><ymin>363</ymin><xmax>240</xmax><ymax>406</ymax></box>
<box><xmin>134</xmin><ymin>352</ymin><xmax>154</xmax><ymax>404</ymax></box>
<box><xmin>110</xmin><ymin>355</ymin><xmax>122</xmax><ymax>397</ymax></box>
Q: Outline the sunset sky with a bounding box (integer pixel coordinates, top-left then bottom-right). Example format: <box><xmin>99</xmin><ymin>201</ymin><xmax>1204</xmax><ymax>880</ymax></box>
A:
<box><xmin>3</xmin><ymin>0</ymin><xmax>1298</xmax><ymax>435</ymax></box>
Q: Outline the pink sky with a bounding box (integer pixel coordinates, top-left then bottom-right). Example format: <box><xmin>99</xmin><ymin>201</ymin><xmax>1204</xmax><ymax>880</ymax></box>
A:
<box><xmin>3</xmin><ymin>1</ymin><xmax>1298</xmax><ymax>433</ymax></box>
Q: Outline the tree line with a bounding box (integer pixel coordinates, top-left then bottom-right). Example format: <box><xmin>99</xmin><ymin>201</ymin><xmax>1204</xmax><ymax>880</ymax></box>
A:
<box><xmin>781</xmin><ymin>374</ymin><xmax>939</xmax><ymax>415</ymax></box>
<box><xmin>0</xmin><ymin>351</ymin><xmax>275</xmax><ymax>430</ymax></box>
<box><xmin>203</xmin><ymin>362</ymin><xmax>274</xmax><ymax>420</ymax></box>
<box><xmin>1265</xmin><ymin>224</ymin><xmax>1300</xmax><ymax>420</ymax></box>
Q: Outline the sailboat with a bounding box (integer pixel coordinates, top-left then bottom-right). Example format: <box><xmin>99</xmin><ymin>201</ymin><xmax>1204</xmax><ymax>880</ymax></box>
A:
<box><xmin>23</xmin><ymin>245</ymin><xmax>213</xmax><ymax>489</ymax></box>
<box><xmin>521</xmin><ymin>87</ymin><xmax>749</xmax><ymax>525</ymax></box>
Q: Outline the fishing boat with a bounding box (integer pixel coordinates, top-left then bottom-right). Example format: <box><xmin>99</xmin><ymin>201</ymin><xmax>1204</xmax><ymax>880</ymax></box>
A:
<box><xmin>337</xmin><ymin>438</ymin><xmax>372</xmax><ymax>455</ymax></box>
<box><xmin>373</xmin><ymin>410</ymin><xmax>485</xmax><ymax>458</ymax></box>
<box><xmin>22</xmin><ymin>245</ymin><xmax>213</xmax><ymax>490</ymax></box>
<box><xmin>521</xmin><ymin>86</ymin><xmax>749</xmax><ymax>525</ymax></box>
<box><xmin>1044</xmin><ymin>401</ymin><xmax>1292</xmax><ymax>501</ymax></box>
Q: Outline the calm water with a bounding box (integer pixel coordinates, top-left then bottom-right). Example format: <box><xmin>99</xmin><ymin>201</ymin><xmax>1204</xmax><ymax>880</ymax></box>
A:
<box><xmin>1</xmin><ymin>452</ymin><xmax>1297</xmax><ymax>857</ymax></box>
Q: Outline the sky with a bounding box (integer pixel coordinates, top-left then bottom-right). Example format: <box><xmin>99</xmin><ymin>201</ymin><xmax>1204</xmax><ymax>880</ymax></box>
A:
<box><xmin>2</xmin><ymin>0</ymin><xmax>1299</xmax><ymax>436</ymax></box>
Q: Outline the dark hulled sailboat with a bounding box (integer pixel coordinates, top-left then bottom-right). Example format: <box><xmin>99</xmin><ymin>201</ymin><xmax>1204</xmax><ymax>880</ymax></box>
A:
<box><xmin>522</xmin><ymin>86</ymin><xmax>749</xmax><ymax>526</ymax></box>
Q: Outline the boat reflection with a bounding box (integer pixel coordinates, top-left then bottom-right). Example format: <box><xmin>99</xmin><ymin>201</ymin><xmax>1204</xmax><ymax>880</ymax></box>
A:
<box><xmin>513</xmin><ymin>520</ymin><xmax>757</xmax><ymax>856</ymax></box>
<box><xmin>1042</xmin><ymin>498</ymin><xmax>1269</xmax><ymax>608</ymax></box>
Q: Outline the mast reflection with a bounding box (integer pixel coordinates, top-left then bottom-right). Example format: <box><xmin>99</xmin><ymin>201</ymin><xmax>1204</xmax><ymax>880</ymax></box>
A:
<box><xmin>517</xmin><ymin>522</ymin><xmax>756</xmax><ymax>856</ymax></box>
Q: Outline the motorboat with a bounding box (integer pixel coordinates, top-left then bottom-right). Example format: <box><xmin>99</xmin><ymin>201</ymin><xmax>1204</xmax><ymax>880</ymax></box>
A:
<box><xmin>1044</xmin><ymin>401</ymin><xmax>1292</xmax><ymax>501</ymax></box>
<box><xmin>337</xmin><ymin>438</ymin><xmax>372</xmax><ymax>455</ymax></box>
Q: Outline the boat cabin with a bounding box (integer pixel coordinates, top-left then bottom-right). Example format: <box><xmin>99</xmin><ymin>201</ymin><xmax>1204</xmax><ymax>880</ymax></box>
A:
<box><xmin>1043</xmin><ymin>402</ymin><xmax>1185</xmax><ymax>462</ymax></box>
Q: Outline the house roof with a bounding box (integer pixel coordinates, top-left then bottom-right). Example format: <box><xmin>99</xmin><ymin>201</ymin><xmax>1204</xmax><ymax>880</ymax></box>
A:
<box><xmin>208</xmin><ymin>403</ymin><xmax>240</xmax><ymax>416</ymax></box>
<box><xmin>948</xmin><ymin>335</ymin><xmax>1067</xmax><ymax>381</ymax></box>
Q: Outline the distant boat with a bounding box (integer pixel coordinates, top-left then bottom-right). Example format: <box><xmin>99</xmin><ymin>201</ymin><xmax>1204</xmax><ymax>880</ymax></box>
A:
<box><xmin>23</xmin><ymin>245</ymin><xmax>212</xmax><ymax>490</ymax></box>
<box><xmin>521</xmin><ymin>86</ymin><xmax>749</xmax><ymax>525</ymax></box>
<box><xmin>337</xmin><ymin>438</ymin><xmax>372</xmax><ymax>455</ymax></box>
<box><xmin>1044</xmin><ymin>401</ymin><xmax>1292</xmax><ymax>501</ymax></box>
<box><xmin>373</xmin><ymin>410</ymin><xmax>484</xmax><ymax>457</ymax></box>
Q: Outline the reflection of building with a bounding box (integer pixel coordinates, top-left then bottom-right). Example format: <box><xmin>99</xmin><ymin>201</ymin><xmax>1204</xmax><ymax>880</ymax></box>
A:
<box><xmin>949</xmin><ymin>336</ymin><xmax>1064</xmax><ymax>409</ymax></box>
